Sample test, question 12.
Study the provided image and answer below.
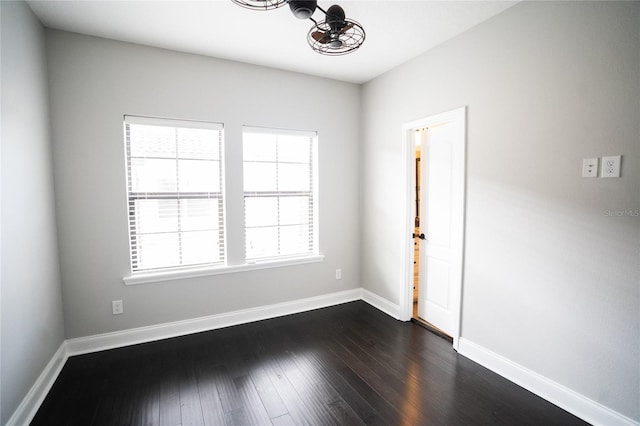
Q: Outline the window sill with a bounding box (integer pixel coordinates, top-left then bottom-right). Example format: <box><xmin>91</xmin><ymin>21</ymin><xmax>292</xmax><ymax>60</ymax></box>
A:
<box><xmin>123</xmin><ymin>255</ymin><xmax>325</xmax><ymax>286</ymax></box>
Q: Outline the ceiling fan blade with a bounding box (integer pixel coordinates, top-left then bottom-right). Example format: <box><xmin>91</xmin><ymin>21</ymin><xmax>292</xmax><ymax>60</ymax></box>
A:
<box><xmin>339</xmin><ymin>22</ymin><xmax>354</xmax><ymax>34</ymax></box>
<box><xmin>311</xmin><ymin>30</ymin><xmax>331</xmax><ymax>44</ymax></box>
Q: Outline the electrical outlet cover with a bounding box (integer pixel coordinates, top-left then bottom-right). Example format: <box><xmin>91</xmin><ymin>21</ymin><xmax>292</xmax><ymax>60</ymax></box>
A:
<box><xmin>601</xmin><ymin>155</ymin><xmax>621</xmax><ymax>178</ymax></box>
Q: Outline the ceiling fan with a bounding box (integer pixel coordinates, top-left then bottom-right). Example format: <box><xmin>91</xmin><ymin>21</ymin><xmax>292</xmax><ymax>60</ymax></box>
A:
<box><xmin>231</xmin><ymin>0</ymin><xmax>366</xmax><ymax>56</ymax></box>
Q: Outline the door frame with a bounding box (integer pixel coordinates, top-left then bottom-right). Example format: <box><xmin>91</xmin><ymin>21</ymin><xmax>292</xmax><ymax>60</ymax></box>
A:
<box><xmin>399</xmin><ymin>107</ymin><xmax>466</xmax><ymax>350</ymax></box>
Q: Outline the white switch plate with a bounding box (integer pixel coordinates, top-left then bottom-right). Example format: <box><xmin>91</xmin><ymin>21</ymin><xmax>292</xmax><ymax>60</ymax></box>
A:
<box><xmin>335</xmin><ymin>269</ymin><xmax>342</xmax><ymax>280</ymax></box>
<box><xmin>601</xmin><ymin>155</ymin><xmax>621</xmax><ymax>178</ymax></box>
<box><xmin>112</xmin><ymin>300</ymin><xmax>124</xmax><ymax>315</ymax></box>
<box><xmin>582</xmin><ymin>158</ymin><xmax>599</xmax><ymax>177</ymax></box>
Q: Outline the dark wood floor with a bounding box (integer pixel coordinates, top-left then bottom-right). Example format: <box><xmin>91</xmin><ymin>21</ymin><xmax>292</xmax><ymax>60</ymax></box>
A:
<box><xmin>32</xmin><ymin>301</ymin><xmax>588</xmax><ymax>425</ymax></box>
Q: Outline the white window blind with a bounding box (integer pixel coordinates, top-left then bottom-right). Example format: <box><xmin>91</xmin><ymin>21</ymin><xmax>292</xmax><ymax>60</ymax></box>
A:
<box><xmin>124</xmin><ymin>116</ymin><xmax>225</xmax><ymax>273</ymax></box>
<box><xmin>243</xmin><ymin>126</ymin><xmax>318</xmax><ymax>261</ymax></box>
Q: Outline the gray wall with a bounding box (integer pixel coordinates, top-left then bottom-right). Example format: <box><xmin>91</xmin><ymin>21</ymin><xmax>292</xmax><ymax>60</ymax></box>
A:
<box><xmin>361</xmin><ymin>1</ymin><xmax>639</xmax><ymax>421</ymax></box>
<box><xmin>0</xmin><ymin>2</ymin><xmax>65</xmax><ymax>424</ymax></box>
<box><xmin>46</xmin><ymin>30</ymin><xmax>361</xmax><ymax>339</ymax></box>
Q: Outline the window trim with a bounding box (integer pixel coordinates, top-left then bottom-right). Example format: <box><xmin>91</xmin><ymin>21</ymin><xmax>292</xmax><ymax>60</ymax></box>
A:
<box><xmin>122</xmin><ymin>254</ymin><xmax>325</xmax><ymax>285</ymax></box>
<box><xmin>125</xmin><ymin>115</ymin><xmax>224</xmax><ymax>131</ymax></box>
<box><xmin>121</xmin><ymin>119</ymin><xmax>324</xmax><ymax>284</ymax></box>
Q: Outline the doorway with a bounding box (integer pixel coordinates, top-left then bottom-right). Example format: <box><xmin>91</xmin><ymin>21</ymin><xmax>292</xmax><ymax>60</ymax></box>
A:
<box><xmin>401</xmin><ymin>107</ymin><xmax>466</xmax><ymax>350</ymax></box>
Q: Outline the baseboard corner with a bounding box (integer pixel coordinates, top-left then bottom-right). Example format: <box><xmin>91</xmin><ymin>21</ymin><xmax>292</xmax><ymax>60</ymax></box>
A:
<box><xmin>6</xmin><ymin>341</ymin><xmax>68</xmax><ymax>426</ymax></box>
<box><xmin>361</xmin><ymin>288</ymin><xmax>401</xmax><ymax>320</ymax></box>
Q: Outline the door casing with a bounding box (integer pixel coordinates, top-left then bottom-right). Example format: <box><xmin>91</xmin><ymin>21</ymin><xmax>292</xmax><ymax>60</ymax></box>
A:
<box><xmin>400</xmin><ymin>107</ymin><xmax>466</xmax><ymax>350</ymax></box>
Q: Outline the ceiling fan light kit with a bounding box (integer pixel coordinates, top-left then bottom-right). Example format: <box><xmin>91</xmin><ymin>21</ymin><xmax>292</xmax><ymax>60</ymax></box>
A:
<box><xmin>231</xmin><ymin>0</ymin><xmax>365</xmax><ymax>55</ymax></box>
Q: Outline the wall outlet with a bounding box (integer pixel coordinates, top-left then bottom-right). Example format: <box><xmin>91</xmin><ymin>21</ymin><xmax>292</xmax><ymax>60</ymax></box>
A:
<box><xmin>601</xmin><ymin>155</ymin><xmax>621</xmax><ymax>178</ymax></box>
<box><xmin>581</xmin><ymin>158</ymin><xmax>598</xmax><ymax>178</ymax></box>
<box><xmin>112</xmin><ymin>300</ymin><xmax>124</xmax><ymax>315</ymax></box>
<box><xmin>335</xmin><ymin>269</ymin><xmax>342</xmax><ymax>280</ymax></box>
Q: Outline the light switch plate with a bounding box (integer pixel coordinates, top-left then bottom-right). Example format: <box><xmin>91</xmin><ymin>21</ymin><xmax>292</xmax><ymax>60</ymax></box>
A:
<box><xmin>601</xmin><ymin>155</ymin><xmax>621</xmax><ymax>178</ymax></box>
<box><xmin>582</xmin><ymin>158</ymin><xmax>599</xmax><ymax>177</ymax></box>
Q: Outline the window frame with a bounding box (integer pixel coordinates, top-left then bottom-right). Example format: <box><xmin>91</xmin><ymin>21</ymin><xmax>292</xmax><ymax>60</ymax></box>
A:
<box><xmin>123</xmin><ymin>115</ymin><xmax>226</xmax><ymax>275</ymax></box>
<box><xmin>242</xmin><ymin>125</ymin><xmax>320</xmax><ymax>262</ymax></box>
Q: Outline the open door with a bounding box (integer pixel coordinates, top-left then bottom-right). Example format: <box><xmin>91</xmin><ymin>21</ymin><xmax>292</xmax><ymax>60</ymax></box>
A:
<box><xmin>403</xmin><ymin>107</ymin><xmax>466</xmax><ymax>349</ymax></box>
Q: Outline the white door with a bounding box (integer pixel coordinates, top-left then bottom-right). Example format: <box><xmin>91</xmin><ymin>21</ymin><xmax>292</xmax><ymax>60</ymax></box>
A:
<box><xmin>416</xmin><ymin>114</ymin><xmax>465</xmax><ymax>337</ymax></box>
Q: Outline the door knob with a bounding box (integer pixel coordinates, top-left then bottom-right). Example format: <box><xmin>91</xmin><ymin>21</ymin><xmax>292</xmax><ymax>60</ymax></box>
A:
<box><xmin>412</xmin><ymin>233</ymin><xmax>426</xmax><ymax>240</ymax></box>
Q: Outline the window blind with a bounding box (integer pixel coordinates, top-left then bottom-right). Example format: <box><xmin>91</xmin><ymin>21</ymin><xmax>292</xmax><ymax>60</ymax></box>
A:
<box><xmin>242</xmin><ymin>126</ymin><xmax>318</xmax><ymax>261</ymax></box>
<box><xmin>124</xmin><ymin>116</ymin><xmax>225</xmax><ymax>272</ymax></box>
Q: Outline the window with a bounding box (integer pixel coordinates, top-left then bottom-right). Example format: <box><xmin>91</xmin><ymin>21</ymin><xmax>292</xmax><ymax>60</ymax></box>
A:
<box><xmin>243</xmin><ymin>127</ymin><xmax>318</xmax><ymax>261</ymax></box>
<box><xmin>123</xmin><ymin>119</ymin><xmax>322</xmax><ymax>284</ymax></box>
<box><xmin>124</xmin><ymin>116</ymin><xmax>225</xmax><ymax>273</ymax></box>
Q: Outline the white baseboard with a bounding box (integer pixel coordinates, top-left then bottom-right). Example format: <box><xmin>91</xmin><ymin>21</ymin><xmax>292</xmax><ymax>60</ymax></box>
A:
<box><xmin>458</xmin><ymin>338</ymin><xmax>639</xmax><ymax>426</ymax></box>
<box><xmin>361</xmin><ymin>288</ymin><xmax>401</xmax><ymax>319</ymax></box>
<box><xmin>6</xmin><ymin>342</ymin><xmax>68</xmax><ymax>426</ymax></box>
<box><xmin>18</xmin><ymin>291</ymin><xmax>635</xmax><ymax>426</ymax></box>
<box><xmin>66</xmin><ymin>288</ymin><xmax>363</xmax><ymax>356</ymax></box>
<box><xmin>7</xmin><ymin>289</ymin><xmax>365</xmax><ymax>425</ymax></box>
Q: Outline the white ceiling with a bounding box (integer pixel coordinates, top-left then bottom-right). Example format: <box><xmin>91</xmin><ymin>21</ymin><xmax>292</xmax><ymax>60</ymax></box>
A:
<box><xmin>27</xmin><ymin>0</ymin><xmax>517</xmax><ymax>84</ymax></box>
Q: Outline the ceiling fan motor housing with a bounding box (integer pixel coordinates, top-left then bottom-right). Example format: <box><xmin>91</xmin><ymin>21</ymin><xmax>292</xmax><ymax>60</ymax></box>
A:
<box><xmin>289</xmin><ymin>0</ymin><xmax>317</xmax><ymax>19</ymax></box>
<box><xmin>326</xmin><ymin>4</ymin><xmax>346</xmax><ymax>26</ymax></box>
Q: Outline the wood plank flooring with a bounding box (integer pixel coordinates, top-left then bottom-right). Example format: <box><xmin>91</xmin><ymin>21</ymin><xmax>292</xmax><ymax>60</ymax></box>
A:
<box><xmin>32</xmin><ymin>301</ymin><xmax>588</xmax><ymax>425</ymax></box>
